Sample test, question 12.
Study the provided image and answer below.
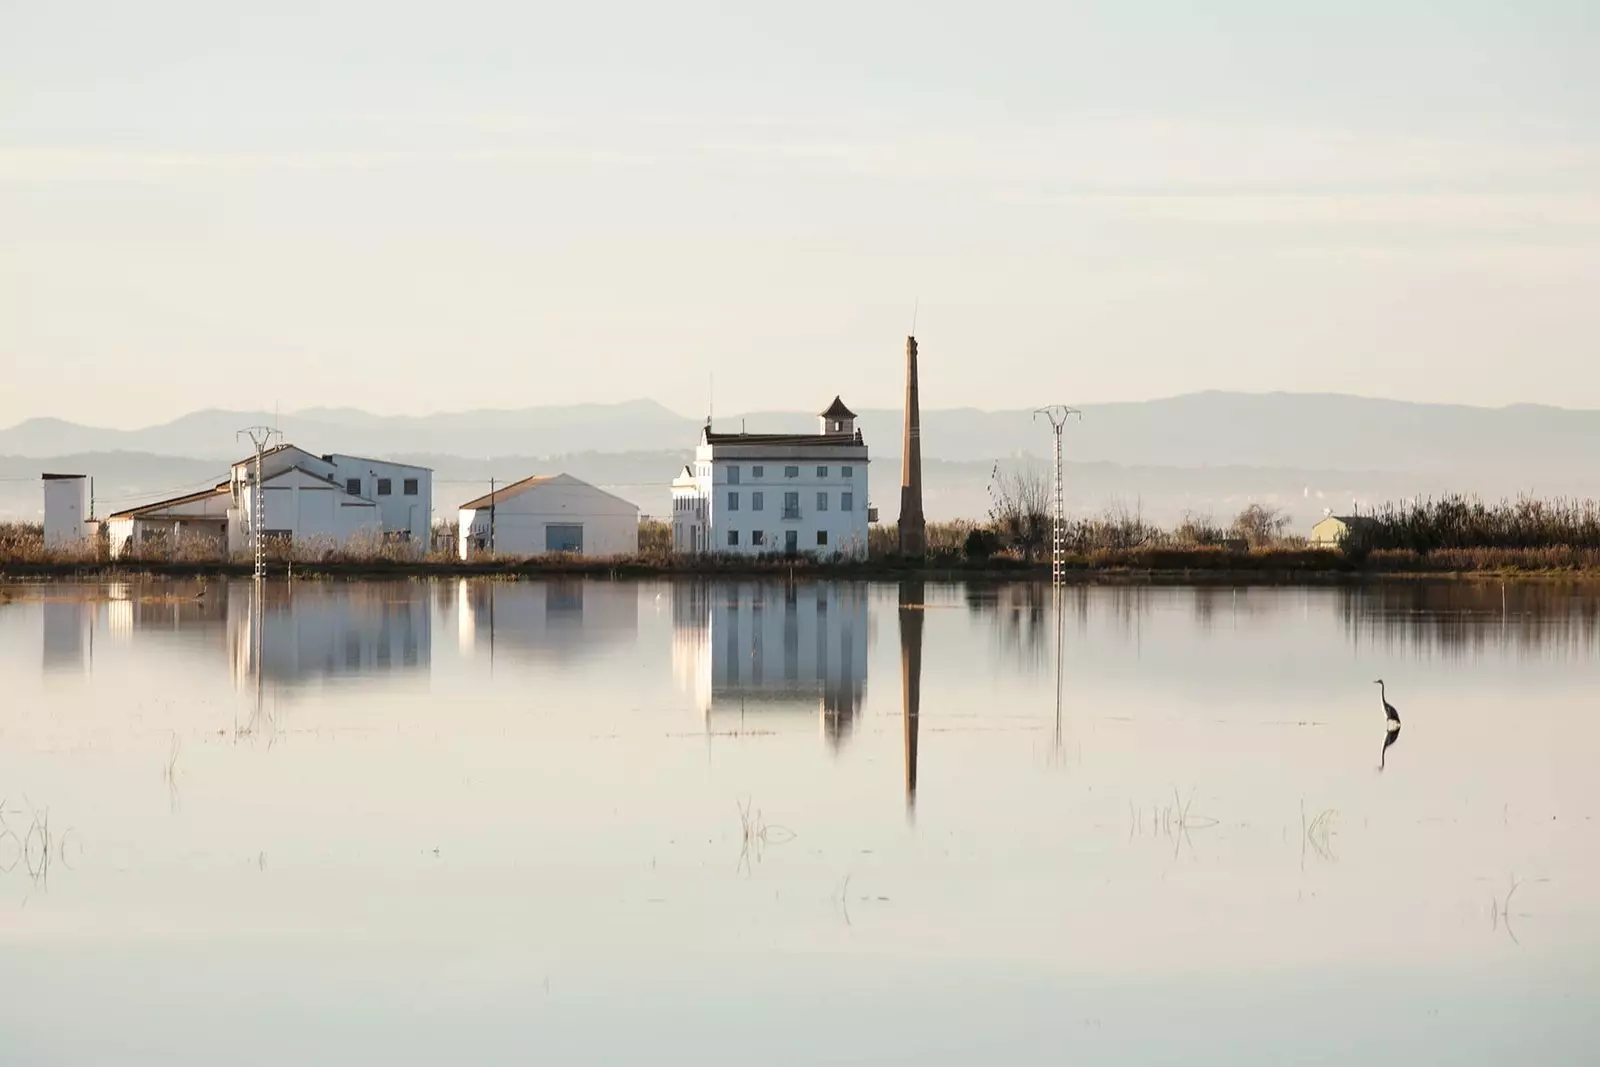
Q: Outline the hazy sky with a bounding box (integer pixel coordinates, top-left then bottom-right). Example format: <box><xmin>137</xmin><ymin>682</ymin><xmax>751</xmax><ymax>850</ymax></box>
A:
<box><xmin>4</xmin><ymin>1</ymin><xmax>1599</xmax><ymax>429</ymax></box>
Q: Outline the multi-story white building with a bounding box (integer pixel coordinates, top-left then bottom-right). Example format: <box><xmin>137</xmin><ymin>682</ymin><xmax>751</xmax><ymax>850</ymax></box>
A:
<box><xmin>671</xmin><ymin>397</ymin><xmax>870</xmax><ymax>557</ymax></box>
<box><xmin>106</xmin><ymin>443</ymin><xmax>432</xmax><ymax>558</ymax></box>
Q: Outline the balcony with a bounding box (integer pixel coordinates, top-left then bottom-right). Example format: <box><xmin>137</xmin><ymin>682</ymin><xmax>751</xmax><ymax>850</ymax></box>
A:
<box><xmin>781</xmin><ymin>506</ymin><xmax>801</xmax><ymax>520</ymax></box>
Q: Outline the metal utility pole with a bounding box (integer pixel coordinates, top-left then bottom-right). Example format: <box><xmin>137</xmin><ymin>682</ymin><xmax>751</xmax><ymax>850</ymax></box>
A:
<box><xmin>1032</xmin><ymin>405</ymin><xmax>1081</xmax><ymax>586</ymax></box>
<box><xmin>237</xmin><ymin>426</ymin><xmax>280</xmax><ymax>580</ymax></box>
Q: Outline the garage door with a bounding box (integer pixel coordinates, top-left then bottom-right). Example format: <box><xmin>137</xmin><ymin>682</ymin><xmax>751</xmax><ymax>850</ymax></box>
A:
<box><xmin>545</xmin><ymin>524</ymin><xmax>583</xmax><ymax>553</ymax></box>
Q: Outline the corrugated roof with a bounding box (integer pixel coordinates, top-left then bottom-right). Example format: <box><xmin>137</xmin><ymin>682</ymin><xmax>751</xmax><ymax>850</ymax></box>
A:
<box><xmin>458</xmin><ymin>475</ymin><xmax>556</xmax><ymax>510</ymax></box>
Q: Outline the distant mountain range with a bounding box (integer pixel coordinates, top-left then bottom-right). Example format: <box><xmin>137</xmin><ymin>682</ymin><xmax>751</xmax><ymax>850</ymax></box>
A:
<box><xmin>3</xmin><ymin>391</ymin><xmax>1598</xmax><ymax>479</ymax></box>
<box><xmin>4</xmin><ymin>392</ymin><xmax>1598</xmax><ymax>527</ymax></box>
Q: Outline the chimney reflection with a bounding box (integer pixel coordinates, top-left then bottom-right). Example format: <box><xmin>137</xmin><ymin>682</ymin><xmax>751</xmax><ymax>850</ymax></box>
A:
<box><xmin>899</xmin><ymin>579</ymin><xmax>924</xmax><ymax>814</ymax></box>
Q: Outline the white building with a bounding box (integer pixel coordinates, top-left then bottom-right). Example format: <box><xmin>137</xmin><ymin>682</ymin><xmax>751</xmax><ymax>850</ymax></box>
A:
<box><xmin>457</xmin><ymin>474</ymin><xmax>640</xmax><ymax>559</ymax></box>
<box><xmin>41</xmin><ymin>473</ymin><xmax>90</xmax><ymax>549</ymax></box>
<box><xmin>671</xmin><ymin>397</ymin><xmax>870</xmax><ymax>558</ymax></box>
<box><xmin>106</xmin><ymin>444</ymin><xmax>431</xmax><ymax>558</ymax></box>
<box><xmin>229</xmin><ymin>446</ymin><xmax>432</xmax><ymax>552</ymax></box>
<box><xmin>106</xmin><ymin>483</ymin><xmax>235</xmax><ymax>558</ymax></box>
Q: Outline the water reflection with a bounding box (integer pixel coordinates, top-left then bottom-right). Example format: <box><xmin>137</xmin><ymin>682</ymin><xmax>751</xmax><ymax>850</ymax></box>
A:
<box><xmin>1339</xmin><ymin>580</ymin><xmax>1600</xmax><ymax>658</ymax></box>
<box><xmin>230</xmin><ymin>582</ymin><xmax>431</xmax><ymax>687</ymax></box>
<box><xmin>456</xmin><ymin>579</ymin><xmax>638</xmax><ymax>663</ymax></box>
<box><xmin>2</xmin><ymin>577</ymin><xmax>1599</xmax><ymax>1064</ymax></box>
<box><xmin>674</xmin><ymin>581</ymin><xmax>869</xmax><ymax>746</ymax></box>
<box><xmin>899</xmin><ymin>580</ymin><xmax>923</xmax><ymax>813</ymax></box>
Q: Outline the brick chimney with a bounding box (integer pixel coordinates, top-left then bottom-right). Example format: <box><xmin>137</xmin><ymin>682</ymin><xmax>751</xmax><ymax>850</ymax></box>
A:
<box><xmin>898</xmin><ymin>335</ymin><xmax>926</xmax><ymax>556</ymax></box>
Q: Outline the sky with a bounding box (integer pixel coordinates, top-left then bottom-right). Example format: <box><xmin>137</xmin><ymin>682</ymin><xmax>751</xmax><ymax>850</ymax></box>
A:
<box><xmin>3</xmin><ymin>1</ymin><xmax>1600</xmax><ymax>429</ymax></box>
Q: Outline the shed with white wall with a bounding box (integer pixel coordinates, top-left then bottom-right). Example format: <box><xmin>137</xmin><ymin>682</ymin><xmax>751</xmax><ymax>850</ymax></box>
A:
<box><xmin>458</xmin><ymin>474</ymin><xmax>639</xmax><ymax>559</ymax></box>
<box><xmin>41</xmin><ymin>473</ymin><xmax>88</xmax><ymax>549</ymax></box>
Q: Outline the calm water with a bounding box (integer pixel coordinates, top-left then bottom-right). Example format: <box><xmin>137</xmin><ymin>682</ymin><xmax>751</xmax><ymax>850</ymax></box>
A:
<box><xmin>1</xmin><ymin>578</ymin><xmax>1597</xmax><ymax>1065</ymax></box>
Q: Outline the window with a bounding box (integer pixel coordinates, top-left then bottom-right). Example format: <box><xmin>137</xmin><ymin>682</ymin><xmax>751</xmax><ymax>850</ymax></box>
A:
<box><xmin>752</xmin><ymin>491</ymin><xmax>764</xmax><ymax>511</ymax></box>
<box><xmin>842</xmin><ymin>466</ymin><xmax>853</xmax><ymax>478</ymax></box>
<box><xmin>403</xmin><ymin>478</ymin><xmax>419</xmax><ymax>496</ymax></box>
<box><xmin>751</xmin><ymin>530</ymin><xmax>766</xmax><ymax>547</ymax></box>
<box><xmin>345</xmin><ymin>478</ymin><xmax>361</xmax><ymax>495</ymax></box>
<box><xmin>817</xmin><ymin>465</ymin><xmax>828</xmax><ymax>478</ymax></box>
<box><xmin>783</xmin><ymin>491</ymin><xmax>800</xmax><ymax>519</ymax></box>
<box><xmin>816</xmin><ymin>492</ymin><xmax>828</xmax><ymax>512</ymax></box>
<box><xmin>728</xmin><ymin>466</ymin><xmax>740</xmax><ymax>485</ymax></box>
<box><xmin>752</xmin><ymin>465</ymin><xmax>764</xmax><ymax>478</ymax></box>
<box><xmin>784</xmin><ymin>465</ymin><xmax>799</xmax><ymax>478</ymax></box>
<box><xmin>817</xmin><ymin>530</ymin><xmax>829</xmax><ymax>546</ymax></box>
<box><xmin>377</xmin><ymin>478</ymin><xmax>392</xmax><ymax>496</ymax></box>
<box><xmin>727</xmin><ymin>491</ymin><xmax>739</xmax><ymax>511</ymax></box>
<box><xmin>728</xmin><ymin>529</ymin><xmax>740</xmax><ymax>547</ymax></box>
<box><xmin>545</xmin><ymin>524</ymin><xmax>583</xmax><ymax>553</ymax></box>
<box><xmin>842</xmin><ymin>491</ymin><xmax>854</xmax><ymax>512</ymax></box>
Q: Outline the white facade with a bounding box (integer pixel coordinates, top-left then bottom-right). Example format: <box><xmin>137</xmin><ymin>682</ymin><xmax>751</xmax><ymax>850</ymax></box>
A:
<box><xmin>107</xmin><ymin>484</ymin><xmax>233</xmax><ymax>559</ymax></box>
<box><xmin>41</xmin><ymin>473</ymin><xmax>88</xmax><ymax>549</ymax></box>
<box><xmin>232</xmin><ymin>446</ymin><xmax>431</xmax><ymax>550</ymax></box>
<box><xmin>106</xmin><ymin>443</ymin><xmax>432</xmax><ymax>558</ymax></box>
<box><xmin>671</xmin><ymin>397</ymin><xmax>870</xmax><ymax>558</ymax></box>
<box><xmin>457</xmin><ymin>474</ymin><xmax>640</xmax><ymax>559</ymax></box>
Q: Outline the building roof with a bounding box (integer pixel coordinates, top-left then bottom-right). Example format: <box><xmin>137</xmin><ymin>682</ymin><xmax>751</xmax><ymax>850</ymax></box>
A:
<box><xmin>703</xmin><ymin>430</ymin><xmax>864</xmax><ymax>447</ymax></box>
<box><xmin>320</xmin><ymin>451</ymin><xmax>433</xmax><ymax>472</ymax></box>
<box><xmin>1322</xmin><ymin>515</ymin><xmax>1378</xmax><ymax>527</ymax></box>
<box><xmin>107</xmin><ymin>483</ymin><xmax>230</xmax><ymax>520</ymax></box>
<box><xmin>458</xmin><ymin>475</ymin><xmax>556</xmax><ymax>510</ymax></box>
<box><xmin>819</xmin><ymin>396</ymin><xmax>857</xmax><ymax>419</ymax></box>
<box><xmin>230</xmin><ymin>441</ymin><xmax>301</xmax><ymax>468</ymax></box>
<box><xmin>41</xmin><ymin>472</ymin><xmax>86</xmax><ymax>480</ymax></box>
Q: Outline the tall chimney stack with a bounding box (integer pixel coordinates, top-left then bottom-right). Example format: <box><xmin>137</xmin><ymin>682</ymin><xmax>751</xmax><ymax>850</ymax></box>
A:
<box><xmin>898</xmin><ymin>335</ymin><xmax>926</xmax><ymax>556</ymax></box>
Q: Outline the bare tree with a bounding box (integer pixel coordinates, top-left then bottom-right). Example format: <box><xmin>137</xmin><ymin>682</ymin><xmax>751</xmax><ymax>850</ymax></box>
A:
<box><xmin>986</xmin><ymin>462</ymin><xmax>1051</xmax><ymax>560</ymax></box>
<box><xmin>1231</xmin><ymin>503</ymin><xmax>1290</xmax><ymax>547</ymax></box>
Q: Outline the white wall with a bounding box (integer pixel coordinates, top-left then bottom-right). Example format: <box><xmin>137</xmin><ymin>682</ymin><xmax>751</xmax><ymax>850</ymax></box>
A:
<box><xmin>458</xmin><ymin>475</ymin><xmax>638</xmax><ymax>559</ymax></box>
<box><xmin>325</xmin><ymin>455</ymin><xmax>431</xmax><ymax>544</ymax></box>
<box><xmin>245</xmin><ymin>469</ymin><xmax>381</xmax><ymax>549</ymax></box>
<box><xmin>686</xmin><ymin>454</ymin><xmax>870</xmax><ymax>558</ymax></box>
<box><xmin>42</xmin><ymin>476</ymin><xmax>87</xmax><ymax>548</ymax></box>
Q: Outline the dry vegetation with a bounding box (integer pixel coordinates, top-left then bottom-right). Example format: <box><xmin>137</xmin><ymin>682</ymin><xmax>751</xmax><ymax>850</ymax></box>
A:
<box><xmin>9</xmin><ymin>488</ymin><xmax>1600</xmax><ymax>577</ymax></box>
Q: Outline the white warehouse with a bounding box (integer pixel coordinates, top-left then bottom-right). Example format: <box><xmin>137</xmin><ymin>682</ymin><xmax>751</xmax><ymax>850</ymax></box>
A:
<box><xmin>106</xmin><ymin>444</ymin><xmax>431</xmax><ymax>558</ymax></box>
<box><xmin>672</xmin><ymin>397</ymin><xmax>870</xmax><ymax>558</ymax></box>
<box><xmin>458</xmin><ymin>474</ymin><xmax>639</xmax><ymax>559</ymax></box>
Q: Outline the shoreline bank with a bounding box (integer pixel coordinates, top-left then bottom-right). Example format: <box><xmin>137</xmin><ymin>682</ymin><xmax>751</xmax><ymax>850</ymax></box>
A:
<box><xmin>4</xmin><ymin>553</ymin><xmax>1600</xmax><ymax>584</ymax></box>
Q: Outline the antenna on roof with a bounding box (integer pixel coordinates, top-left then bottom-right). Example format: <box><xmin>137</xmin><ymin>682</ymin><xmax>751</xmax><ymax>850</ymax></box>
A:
<box><xmin>910</xmin><ymin>297</ymin><xmax>919</xmax><ymax>336</ymax></box>
<box><xmin>707</xmin><ymin>371</ymin><xmax>714</xmax><ymax>429</ymax></box>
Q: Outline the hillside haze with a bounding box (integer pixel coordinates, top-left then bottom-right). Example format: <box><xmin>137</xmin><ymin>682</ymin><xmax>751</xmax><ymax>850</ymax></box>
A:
<box><xmin>4</xmin><ymin>393</ymin><xmax>1598</xmax><ymax>528</ymax></box>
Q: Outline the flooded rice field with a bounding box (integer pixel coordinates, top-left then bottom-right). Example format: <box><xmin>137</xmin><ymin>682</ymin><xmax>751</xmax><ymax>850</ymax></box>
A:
<box><xmin>1</xmin><ymin>578</ymin><xmax>1597</xmax><ymax>1064</ymax></box>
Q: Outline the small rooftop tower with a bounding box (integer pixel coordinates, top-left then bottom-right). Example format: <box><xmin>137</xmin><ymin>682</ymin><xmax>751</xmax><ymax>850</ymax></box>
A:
<box><xmin>819</xmin><ymin>396</ymin><xmax>856</xmax><ymax>436</ymax></box>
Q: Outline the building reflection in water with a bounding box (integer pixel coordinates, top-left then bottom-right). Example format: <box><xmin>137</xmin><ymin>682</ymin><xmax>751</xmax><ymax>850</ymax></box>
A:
<box><xmin>227</xmin><ymin>581</ymin><xmax>431</xmax><ymax>689</ymax></box>
<box><xmin>674</xmin><ymin>581</ymin><xmax>868</xmax><ymax>748</ymax></box>
<box><xmin>455</xmin><ymin>578</ymin><xmax>638</xmax><ymax>663</ymax></box>
<box><xmin>41</xmin><ymin>597</ymin><xmax>92</xmax><ymax>673</ymax></box>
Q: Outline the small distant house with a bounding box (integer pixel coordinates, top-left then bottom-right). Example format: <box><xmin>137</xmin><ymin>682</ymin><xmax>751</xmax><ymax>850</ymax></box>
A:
<box><xmin>457</xmin><ymin>474</ymin><xmax>640</xmax><ymax>559</ymax></box>
<box><xmin>1310</xmin><ymin>514</ymin><xmax>1376</xmax><ymax>549</ymax></box>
